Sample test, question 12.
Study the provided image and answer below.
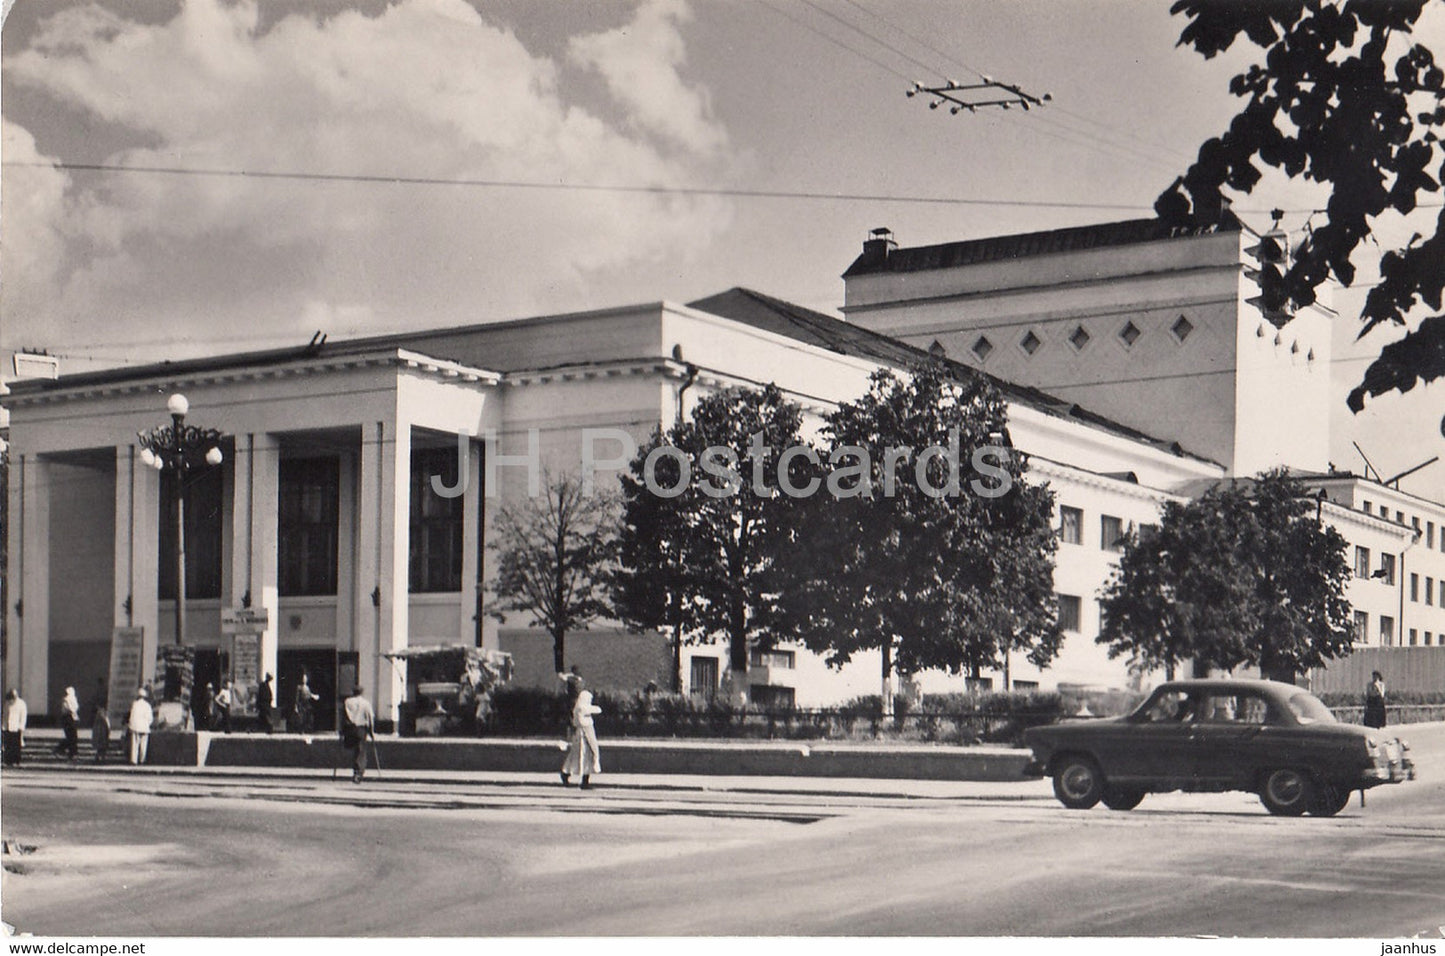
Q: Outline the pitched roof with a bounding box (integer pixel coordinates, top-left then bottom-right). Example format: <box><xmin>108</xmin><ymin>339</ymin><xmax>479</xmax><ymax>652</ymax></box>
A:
<box><xmin>842</xmin><ymin>214</ymin><xmax>1243</xmax><ymax>278</ymax></box>
<box><xmin>686</xmin><ymin>287</ymin><xmax>1218</xmax><ymax>465</ymax></box>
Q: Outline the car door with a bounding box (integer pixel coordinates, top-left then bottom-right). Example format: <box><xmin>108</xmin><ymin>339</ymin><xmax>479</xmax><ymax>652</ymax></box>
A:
<box><xmin>1113</xmin><ymin>689</ymin><xmax>1198</xmax><ymax>787</ymax></box>
<box><xmin>1187</xmin><ymin>691</ymin><xmax>1270</xmax><ymax>789</ymax></box>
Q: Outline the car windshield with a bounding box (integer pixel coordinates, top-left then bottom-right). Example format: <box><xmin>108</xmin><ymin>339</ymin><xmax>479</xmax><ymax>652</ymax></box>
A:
<box><xmin>1285</xmin><ymin>691</ymin><xmax>1336</xmax><ymax>725</ymax></box>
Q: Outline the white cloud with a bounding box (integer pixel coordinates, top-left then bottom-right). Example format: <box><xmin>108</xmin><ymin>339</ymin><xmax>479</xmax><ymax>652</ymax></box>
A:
<box><xmin>1</xmin><ymin>0</ymin><xmax>735</xmax><ymax>355</ymax></box>
<box><xmin>568</xmin><ymin>0</ymin><xmax>727</xmax><ymax>155</ymax></box>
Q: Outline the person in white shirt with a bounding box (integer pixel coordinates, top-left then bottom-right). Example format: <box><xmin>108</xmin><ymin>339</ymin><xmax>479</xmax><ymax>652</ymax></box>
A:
<box><xmin>213</xmin><ymin>680</ymin><xmax>234</xmax><ymax>733</ymax></box>
<box><xmin>341</xmin><ymin>685</ymin><xmax>375</xmax><ymax>784</ymax></box>
<box><xmin>2</xmin><ymin>689</ymin><xmax>28</xmax><ymax>766</ymax></box>
<box><xmin>127</xmin><ymin>688</ymin><xmax>154</xmax><ymax>765</ymax></box>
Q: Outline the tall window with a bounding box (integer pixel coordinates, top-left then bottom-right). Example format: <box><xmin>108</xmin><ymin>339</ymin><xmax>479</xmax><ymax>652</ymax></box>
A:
<box><xmin>1380</xmin><ymin>553</ymin><xmax>1396</xmax><ymax>586</ymax></box>
<box><xmin>1353</xmin><ymin>610</ymin><xmax>1369</xmax><ymax>642</ymax></box>
<box><xmin>410</xmin><ymin>447</ymin><xmax>464</xmax><ymax>593</ymax></box>
<box><xmin>1059</xmin><ymin>506</ymin><xmax>1083</xmax><ymax>545</ymax></box>
<box><xmin>158</xmin><ymin>467</ymin><xmax>224</xmax><ymax>600</ymax></box>
<box><xmin>1057</xmin><ymin>594</ymin><xmax>1082</xmax><ymax>632</ymax></box>
<box><xmin>1354</xmin><ymin>546</ymin><xmax>1371</xmax><ymax>579</ymax></box>
<box><xmin>1381</xmin><ymin>616</ymin><xmax>1395</xmax><ymax>646</ymax></box>
<box><xmin>1428</xmin><ymin>577</ymin><xmax>1435</xmax><ymax>606</ymax></box>
<box><xmin>278</xmin><ymin>457</ymin><xmax>340</xmax><ymax>596</ymax></box>
<box><xmin>1429</xmin><ymin>522</ymin><xmax>1436</xmax><ymax>549</ymax></box>
<box><xmin>1411</xmin><ymin>573</ymin><xmax>1420</xmax><ymax>602</ymax></box>
<box><xmin>1100</xmin><ymin>515</ymin><xmax>1125</xmax><ymax>551</ymax></box>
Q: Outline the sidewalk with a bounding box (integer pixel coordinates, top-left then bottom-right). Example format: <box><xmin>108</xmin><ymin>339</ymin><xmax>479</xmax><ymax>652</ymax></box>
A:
<box><xmin>10</xmin><ymin>726</ymin><xmax>1039</xmax><ymax>788</ymax></box>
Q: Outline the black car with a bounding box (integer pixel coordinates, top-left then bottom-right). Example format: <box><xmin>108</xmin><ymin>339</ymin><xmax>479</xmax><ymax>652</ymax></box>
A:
<box><xmin>1022</xmin><ymin>679</ymin><xmax>1415</xmax><ymax>816</ymax></box>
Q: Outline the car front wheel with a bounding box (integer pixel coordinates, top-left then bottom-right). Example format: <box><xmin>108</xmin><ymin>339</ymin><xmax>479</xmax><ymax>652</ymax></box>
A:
<box><xmin>1308</xmin><ymin>784</ymin><xmax>1352</xmax><ymax>817</ymax></box>
<box><xmin>1260</xmin><ymin>768</ymin><xmax>1313</xmax><ymax>816</ymax></box>
<box><xmin>1052</xmin><ymin>755</ymin><xmax>1103</xmax><ymax>809</ymax></box>
<box><xmin>1102</xmin><ymin>785</ymin><xmax>1145</xmax><ymax>811</ymax></box>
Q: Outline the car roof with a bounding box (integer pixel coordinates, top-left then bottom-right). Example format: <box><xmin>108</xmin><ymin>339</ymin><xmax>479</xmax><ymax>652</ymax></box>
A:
<box><xmin>1150</xmin><ymin>679</ymin><xmax>1305</xmax><ymax>697</ymax></box>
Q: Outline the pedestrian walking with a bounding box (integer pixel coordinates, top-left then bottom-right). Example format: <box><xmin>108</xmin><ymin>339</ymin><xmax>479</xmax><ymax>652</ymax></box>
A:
<box><xmin>1364</xmin><ymin>670</ymin><xmax>1388</xmax><ymax>729</ymax></box>
<box><xmin>89</xmin><ymin>683</ymin><xmax>111</xmax><ymax>763</ymax></box>
<box><xmin>2</xmin><ymin>689</ymin><xmax>28</xmax><ymax>766</ymax></box>
<box><xmin>127</xmin><ymin>688</ymin><xmax>154</xmax><ymax>765</ymax></box>
<box><xmin>54</xmin><ymin>686</ymin><xmax>80</xmax><ymax>760</ymax></box>
<box><xmin>340</xmin><ymin>685</ymin><xmax>375</xmax><ymax>784</ymax></box>
<box><xmin>560</xmin><ymin>676</ymin><xmax>602</xmax><ymax>789</ymax></box>
<box><xmin>294</xmin><ymin>673</ymin><xmax>320</xmax><ymax>733</ymax></box>
<box><xmin>213</xmin><ymin>679</ymin><xmax>234</xmax><ymax>733</ymax></box>
<box><xmin>256</xmin><ymin>673</ymin><xmax>275</xmax><ymax>733</ymax></box>
<box><xmin>194</xmin><ymin>682</ymin><xmax>213</xmax><ymax>731</ymax></box>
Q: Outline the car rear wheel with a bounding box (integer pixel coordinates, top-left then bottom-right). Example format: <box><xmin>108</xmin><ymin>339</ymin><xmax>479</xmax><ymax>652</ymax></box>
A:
<box><xmin>1052</xmin><ymin>755</ymin><xmax>1103</xmax><ymax>809</ymax></box>
<box><xmin>1260</xmin><ymin>768</ymin><xmax>1313</xmax><ymax>816</ymax></box>
<box><xmin>1308</xmin><ymin>784</ymin><xmax>1352</xmax><ymax>817</ymax></box>
<box><xmin>1102</xmin><ymin>785</ymin><xmax>1145</xmax><ymax>811</ymax></box>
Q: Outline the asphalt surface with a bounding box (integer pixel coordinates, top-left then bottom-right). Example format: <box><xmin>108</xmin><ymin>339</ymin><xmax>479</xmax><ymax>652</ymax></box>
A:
<box><xmin>2</xmin><ymin>723</ymin><xmax>1442</xmax><ymax>938</ymax></box>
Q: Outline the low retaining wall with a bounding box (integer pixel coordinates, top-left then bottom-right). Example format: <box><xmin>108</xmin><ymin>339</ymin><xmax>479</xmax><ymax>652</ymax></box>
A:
<box><xmin>190</xmin><ymin>733</ymin><xmax>1030</xmax><ymax>781</ymax></box>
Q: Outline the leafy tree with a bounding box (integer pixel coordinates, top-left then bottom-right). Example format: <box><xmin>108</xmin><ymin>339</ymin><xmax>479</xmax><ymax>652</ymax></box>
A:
<box><xmin>488</xmin><ymin>472</ymin><xmax>618</xmax><ymax>673</ymax></box>
<box><xmin>784</xmin><ymin>363</ymin><xmax>1061</xmax><ymax>711</ymax></box>
<box><xmin>613</xmin><ymin>384</ymin><xmax>811</xmax><ymax>704</ymax></box>
<box><xmin>1098</xmin><ymin>470</ymin><xmax>1354</xmax><ymax>681</ymax></box>
<box><xmin>1158</xmin><ymin>0</ymin><xmax>1445</xmax><ymax>412</ymax></box>
<box><xmin>611</xmin><ymin>430</ymin><xmax>699</xmax><ymax>693</ymax></box>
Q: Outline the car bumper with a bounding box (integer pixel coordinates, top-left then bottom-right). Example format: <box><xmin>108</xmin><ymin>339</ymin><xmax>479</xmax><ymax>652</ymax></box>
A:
<box><xmin>1362</xmin><ymin>756</ymin><xmax>1415</xmax><ymax>785</ymax></box>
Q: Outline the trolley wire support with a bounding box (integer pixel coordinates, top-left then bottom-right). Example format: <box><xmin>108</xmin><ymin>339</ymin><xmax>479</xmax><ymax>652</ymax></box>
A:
<box><xmin>907</xmin><ymin>77</ymin><xmax>1051</xmax><ymax>114</ymax></box>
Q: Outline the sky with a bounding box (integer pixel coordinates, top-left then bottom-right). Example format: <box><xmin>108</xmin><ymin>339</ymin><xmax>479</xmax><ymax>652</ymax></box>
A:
<box><xmin>1</xmin><ymin>0</ymin><xmax>1442</xmax><ymax>497</ymax></box>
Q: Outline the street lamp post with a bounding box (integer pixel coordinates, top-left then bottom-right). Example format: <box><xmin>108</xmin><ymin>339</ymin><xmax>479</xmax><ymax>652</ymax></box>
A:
<box><xmin>137</xmin><ymin>394</ymin><xmax>224</xmax><ymax>646</ymax></box>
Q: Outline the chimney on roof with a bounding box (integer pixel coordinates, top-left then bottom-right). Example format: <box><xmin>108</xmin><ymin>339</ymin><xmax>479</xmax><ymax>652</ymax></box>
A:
<box><xmin>859</xmin><ymin>227</ymin><xmax>896</xmax><ymax>268</ymax></box>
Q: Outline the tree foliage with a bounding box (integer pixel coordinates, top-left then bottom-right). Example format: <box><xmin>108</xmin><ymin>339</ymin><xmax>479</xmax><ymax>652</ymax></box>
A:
<box><xmin>783</xmin><ymin>363</ymin><xmax>1061</xmax><ymax>691</ymax></box>
<box><xmin>489</xmin><ymin>472</ymin><xmax>618</xmax><ymax>673</ymax></box>
<box><xmin>1159</xmin><ymin>0</ymin><xmax>1445</xmax><ymax>411</ymax></box>
<box><xmin>613</xmin><ymin>383</ymin><xmax>811</xmax><ymax>703</ymax></box>
<box><xmin>1098</xmin><ymin>470</ymin><xmax>1354</xmax><ymax>680</ymax></box>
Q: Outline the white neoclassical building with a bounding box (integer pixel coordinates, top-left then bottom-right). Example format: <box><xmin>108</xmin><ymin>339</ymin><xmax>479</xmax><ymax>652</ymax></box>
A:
<box><xmin>6</xmin><ymin>213</ymin><xmax>1438</xmax><ymax>724</ymax></box>
<box><xmin>4</xmin><ymin>282</ymin><xmax>1254</xmax><ymax>724</ymax></box>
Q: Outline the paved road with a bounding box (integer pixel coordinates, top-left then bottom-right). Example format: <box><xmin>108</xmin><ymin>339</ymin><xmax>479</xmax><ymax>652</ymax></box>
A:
<box><xmin>3</xmin><ymin>725</ymin><xmax>1443</xmax><ymax>938</ymax></box>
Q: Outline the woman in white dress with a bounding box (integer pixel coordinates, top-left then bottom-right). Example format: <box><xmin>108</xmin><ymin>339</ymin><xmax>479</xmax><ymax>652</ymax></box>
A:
<box><xmin>560</xmin><ymin>676</ymin><xmax>602</xmax><ymax>789</ymax></box>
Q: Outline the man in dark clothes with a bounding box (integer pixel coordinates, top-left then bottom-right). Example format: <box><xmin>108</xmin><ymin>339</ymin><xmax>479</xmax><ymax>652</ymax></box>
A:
<box><xmin>256</xmin><ymin>673</ymin><xmax>274</xmax><ymax>733</ymax></box>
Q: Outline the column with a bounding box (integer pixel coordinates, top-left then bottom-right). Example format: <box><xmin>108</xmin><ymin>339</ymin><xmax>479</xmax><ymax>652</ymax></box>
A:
<box><xmin>228</xmin><ymin>434</ymin><xmax>280</xmax><ymax>685</ymax></box>
<box><xmin>113</xmin><ymin>444</ymin><xmax>161</xmax><ymax>692</ymax></box>
<box><xmin>355</xmin><ymin>420</ymin><xmax>410</xmax><ymax>726</ymax></box>
<box><xmin>13</xmin><ymin>456</ymin><xmax>51</xmax><ymax>707</ymax></box>
<box><xmin>459</xmin><ymin>436</ymin><xmax>482</xmax><ymax>646</ymax></box>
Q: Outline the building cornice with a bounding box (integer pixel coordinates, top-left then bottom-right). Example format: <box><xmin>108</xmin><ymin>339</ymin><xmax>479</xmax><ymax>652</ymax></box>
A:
<box><xmin>2</xmin><ymin>348</ymin><xmax>502</xmax><ymax>409</ymax></box>
<box><xmin>1027</xmin><ymin>456</ymin><xmax>1186</xmax><ymax>504</ymax></box>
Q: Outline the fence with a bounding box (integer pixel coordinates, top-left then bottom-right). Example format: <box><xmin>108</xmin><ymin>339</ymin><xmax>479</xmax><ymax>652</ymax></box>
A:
<box><xmin>1311</xmin><ymin>646</ymin><xmax>1445</xmax><ymax>697</ymax></box>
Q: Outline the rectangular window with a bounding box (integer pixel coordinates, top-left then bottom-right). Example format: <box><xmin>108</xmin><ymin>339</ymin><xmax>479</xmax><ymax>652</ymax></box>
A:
<box><xmin>689</xmin><ymin>657</ymin><xmax>719</xmax><ymax>701</ymax></box>
<box><xmin>1100</xmin><ymin>515</ymin><xmax>1125</xmax><ymax>551</ymax></box>
<box><xmin>1428</xmin><ymin>578</ymin><xmax>1435</xmax><ymax>606</ymax></box>
<box><xmin>409</xmin><ymin>446</ymin><xmax>464</xmax><ymax>593</ymax></box>
<box><xmin>1411</xmin><ymin>573</ymin><xmax>1421</xmax><ymax>602</ymax></box>
<box><xmin>278</xmin><ymin>457</ymin><xmax>340</xmax><ymax>596</ymax></box>
<box><xmin>1353</xmin><ymin>610</ymin><xmax>1369</xmax><ymax>642</ymax></box>
<box><xmin>749</xmin><ymin>648</ymin><xmax>796</xmax><ymax>669</ymax></box>
<box><xmin>1429</xmin><ymin>522</ymin><xmax>1436</xmax><ymax>549</ymax></box>
<box><xmin>1380</xmin><ymin>553</ymin><xmax>1396</xmax><ymax>586</ymax></box>
<box><xmin>1059</xmin><ymin>506</ymin><xmax>1082</xmax><ymax>545</ymax></box>
<box><xmin>750</xmin><ymin>685</ymin><xmax>796</xmax><ymax>709</ymax></box>
<box><xmin>1355</xmin><ymin>546</ymin><xmax>1371</xmax><ymax>579</ymax></box>
<box><xmin>1413</xmin><ymin>516</ymin><xmax>1422</xmax><ymax>533</ymax></box>
<box><xmin>1409</xmin><ymin>628</ymin><xmax>1419</xmax><ymax>646</ymax></box>
<box><xmin>1397</xmin><ymin>510</ymin><xmax>1405</xmax><ymax>524</ymax></box>
<box><xmin>1057</xmin><ymin>594</ymin><xmax>1082</xmax><ymax>632</ymax></box>
<box><xmin>1427</xmin><ymin>633</ymin><xmax>1435</xmax><ymax>646</ymax></box>
<box><xmin>158</xmin><ymin>466</ymin><xmax>224</xmax><ymax>600</ymax></box>
<box><xmin>1381</xmin><ymin>616</ymin><xmax>1395</xmax><ymax>646</ymax></box>
<box><xmin>1011</xmin><ymin>680</ymin><xmax>1039</xmax><ymax>690</ymax></box>
<box><xmin>1362</xmin><ymin>499</ymin><xmax>1372</xmax><ymax>514</ymax></box>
